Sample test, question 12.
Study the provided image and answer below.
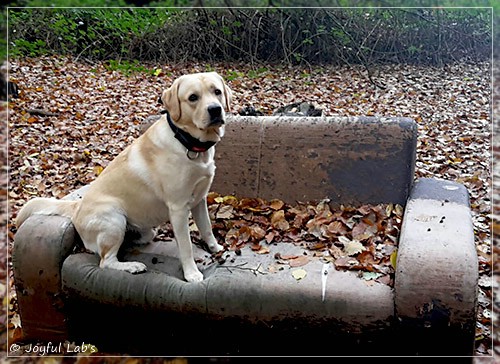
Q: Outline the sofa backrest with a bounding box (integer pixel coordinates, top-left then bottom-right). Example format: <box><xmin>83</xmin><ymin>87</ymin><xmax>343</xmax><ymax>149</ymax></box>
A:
<box><xmin>213</xmin><ymin>116</ymin><xmax>418</xmax><ymax>206</ymax></box>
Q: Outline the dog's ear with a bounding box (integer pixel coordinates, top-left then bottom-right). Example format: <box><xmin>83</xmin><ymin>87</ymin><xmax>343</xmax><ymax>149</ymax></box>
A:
<box><xmin>222</xmin><ymin>80</ymin><xmax>233</xmax><ymax>113</ymax></box>
<box><xmin>161</xmin><ymin>80</ymin><xmax>181</xmax><ymax>121</ymax></box>
<box><xmin>216</xmin><ymin>73</ymin><xmax>232</xmax><ymax>113</ymax></box>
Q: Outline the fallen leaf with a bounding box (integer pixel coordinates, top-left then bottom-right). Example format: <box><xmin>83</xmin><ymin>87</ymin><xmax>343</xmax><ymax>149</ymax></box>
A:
<box><xmin>250</xmin><ymin>225</ymin><xmax>266</xmax><ymax>240</ymax></box>
<box><xmin>361</xmin><ymin>272</ymin><xmax>382</xmax><ymax>281</ymax></box>
<box><xmin>265</xmin><ymin>230</ymin><xmax>277</xmax><ymax>243</ymax></box>
<box><xmin>268</xmin><ymin>265</ymin><xmax>279</xmax><ymax>273</ymax></box>
<box><xmin>288</xmin><ymin>255</ymin><xmax>310</xmax><ymax>267</ymax></box>
<box><xmin>343</xmin><ymin>239</ymin><xmax>365</xmax><ymax>256</ymax></box>
<box><xmin>256</xmin><ymin>246</ymin><xmax>270</xmax><ymax>255</ymax></box>
<box><xmin>269</xmin><ymin>199</ymin><xmax>285</xmax><ymax>210</ymax></box>
<box><xmin>292</xmin><ymin>268</ymin><xmax>307</xmax><ymax>281</ymax></box>
<box><xmin>357</xmin><ymin>250</ymin><xmax>378</xmax><ymax>268</ymax></box>
<box><xmin>93</xmin><ymin>165</ymin><xmax>104</xmax><ymax>176</ymax></box>
<box><xmin>337</xmin><ymin>235</ymin><xmax>351</xmax><ymax>245</ymax></box>
<box><xmin>250</xmin><ymin>242</ymin><xmax>262</xmax><ymax>251</ymax></box>
<box><xmin>390</xmin><ymin>249</ymin><xmax>398</xmax><ymax>269</ymax></box>
<box><xmin>325</xmin><ymin>220</ymin><xmax>347</xmax><ymax>236</ymax></box>
<box><xmin>334</xmin><ymin>256</ymin><xmax>360</xmax><ymax>269</ymax></box>
<box><xmin>10</xmin><ymin>313</ymin><xmax>21</xmax><ymax>328</ymax></box>
<box><xmin>271</xmin><ymin>210</ymin><xmax>289</xmax><ymax>231</ymax></box>
<box><xmin>223</xmin><ymin>195</ymin><xmax>239</xmax><ymax>206</ymax></box>
<box><xmin>328</xmin><ymin>246</ymin><xmax>343</xmax><ymax>259</ymax></box>
<box><xmin>216</xmin><ymin>205</ymin><xmax>234</xmax><ymax>219</ymax></box>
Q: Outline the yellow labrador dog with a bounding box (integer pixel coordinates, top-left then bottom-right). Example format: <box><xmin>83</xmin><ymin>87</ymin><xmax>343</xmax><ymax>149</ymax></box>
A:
<box><xmin>16</xmin><ymin>72</ymin><xmax>231</xmax><ymax>282</ymax></box>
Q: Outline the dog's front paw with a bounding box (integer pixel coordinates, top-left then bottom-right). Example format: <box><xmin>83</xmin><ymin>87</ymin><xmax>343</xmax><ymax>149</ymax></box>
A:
<box><xmin>184</xmin><ymin>268</ymin><xmax>204</xmax><ymax>283</ymax></box>
<box><xmin>102</xmin><ymin>260</ymin><xmax>147</xmax><ymax>274</ymax></box>
<box><xmin>207</xmin><ymin>241</ymin><xmax>224</xmax><ymax>254</ymax></box>
<box><xmin>122</xmin><ymin>261</ymin><xmax>148</xmax><ymax>274</ymax></box>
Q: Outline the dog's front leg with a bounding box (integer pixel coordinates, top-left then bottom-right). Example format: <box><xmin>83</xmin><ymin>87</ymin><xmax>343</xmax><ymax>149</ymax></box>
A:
<box><xmin>170</xmin><ymin>207</ymin><xmax>204</xmax><ymax>282</ymax></box>
<box><xmin>192</xmin><ymin>198</ymin><xmax>223</xmax><ymax>253</ymax></box>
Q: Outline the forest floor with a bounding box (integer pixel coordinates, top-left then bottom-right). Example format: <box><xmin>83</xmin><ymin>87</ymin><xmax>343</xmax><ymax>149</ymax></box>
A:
<box><xmin>0</xmin><ymin>55</ymin><xmax>496</xmax><ymax>361</ymax></box>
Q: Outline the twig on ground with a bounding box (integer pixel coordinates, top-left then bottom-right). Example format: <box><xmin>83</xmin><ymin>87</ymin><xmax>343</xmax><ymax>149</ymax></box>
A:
<box><xmin>220</xmin><ymin>262</ymin><xmax>267</xmax><ymax>276</ymax></box>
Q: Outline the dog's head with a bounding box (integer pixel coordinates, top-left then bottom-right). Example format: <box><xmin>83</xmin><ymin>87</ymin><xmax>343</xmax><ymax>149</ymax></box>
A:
<box><xmin>160</xmin><ymin>72</ymin><xmax>232</xmax><ymax>142</ymax></box>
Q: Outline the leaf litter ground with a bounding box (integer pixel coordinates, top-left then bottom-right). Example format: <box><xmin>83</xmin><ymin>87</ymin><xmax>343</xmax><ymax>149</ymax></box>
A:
<box><xmin>1</xmin><ymin>56</ymin><xmax>494</xmax><ymax>359</ymax></box>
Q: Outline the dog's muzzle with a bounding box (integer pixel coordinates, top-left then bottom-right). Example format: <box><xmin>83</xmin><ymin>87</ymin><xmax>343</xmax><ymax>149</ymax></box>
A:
<box><xmin>208</xmin><ymin>104</ymin><xmax>225</xmax><ymax>126</ymax></box>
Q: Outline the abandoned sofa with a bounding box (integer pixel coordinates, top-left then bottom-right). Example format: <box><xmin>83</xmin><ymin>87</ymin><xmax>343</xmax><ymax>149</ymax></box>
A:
<box><xmin>12</xmin><ymin>116</ymin><xmax>478</xmax><ymax>356</ymax></box>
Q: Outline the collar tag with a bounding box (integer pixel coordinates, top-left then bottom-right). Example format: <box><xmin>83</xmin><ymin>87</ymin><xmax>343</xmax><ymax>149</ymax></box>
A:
<box><xmin>186</xmin><ymin>150</ymin><xmax>200</xmax><ymax>160</ymax></box>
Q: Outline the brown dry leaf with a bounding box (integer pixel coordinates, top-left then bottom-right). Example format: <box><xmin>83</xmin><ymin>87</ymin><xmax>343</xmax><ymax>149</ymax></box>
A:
<box><xmin>306</xmin><ymin>241</ymin><xmax>327</xmax><ymax>250</ymax></box>
<box><xmin>268</xmin><ymin>265</ymin><xmax>279</xmax><ymax>273</ymax></box>
<box><xmin>343</xmin><ymin>239</ymin><xmax>365</xmax><ymax>256</ymax></box>
<box><xmin>291</xmin><ymin>214</ymin><xmax>304</xmax><ymax>229</ymax></box>
<box><xmin>271</xmin><ymin>210</ymin><xmax>289</xmax><ymax>231</ymax></box>
<box><xmin>206</xmin><ymin>191</ymin><xmax>219</xmax><ymax>204</ymax></box>
<box><xmin>222</xmin><ymin>195</ymin><xmax>239</xmax><ymax>207</ymax></box>
<box><xmin>216</xmin><ymin>205</ymin><xmax>234</xmax><ymax>219</ymax></box>
<box><xmin>361</xmin><ymin>205</ymin><xmax>376</xmax><ymax>215</ymax></box>
<box><xmin>357</xmin><ymin>250</ymin><xmax>378</xmax><ymax>268</ymax></box>
<box><xmin>288</xmin><ymin>205</ymin><xmax>310</xmax><ymax>219</ymax></box>
<box><xmin>269</xmin><ymin>199</ymin><xmax>285</xmax><ymax>210</ymax></box>
<box><xmin>265</xmin><ymin>230</ymin><xmax>277</xmax><ymax>244</ymax></box>
<box><xmin>288</xmin><ymin>255</ymin><xmax>310</xmax><ymax>267</ymax></box>
<box><xmin>250</xmin><ymin>242</ymin><xmax>262</xmax><ymax>251</ymax></box>
<box><xmin>224</xmin><ymin>227</ymin><xmax>239</xmax><ymax>244</ymax></box>
<box><xmin>250</xmin><ymin>225</ymin><xmax>266</xmax><ymax>240</ymax></box>
<box><xmin>238</xmin><ymin>225</ymin><xmax>251</xmax><ymax>243</ymax></box>
<box><xmin>328</xmin><ymin>245</ymin><xmax>343</xmax><ymax>259</ymax></box>
<box><xmin>306</xmin><ymin>218</ymin><xmax>324</xmax><ymax>238</ymax></box>
<box><xmin>256</xmin><ymin>246</ymin><xmax>270</xmax><ymax>255</ymax></box>
<box><xmin>325</xmin><ymin>220</ymin><xmax>347</xmax><ymax>236</ymax></box>
<box><xmin>240</xmin><ymin>197</ymin><xmax>267</xmax><ymax>212</ymax></box>
<box><xmin>334</xmin><ymin>256</ymin><xmax>359</xmax><ymax>269</ymax></box>
<box><xmin>352</xmin><ymin>221</ymin><xmax>377</xmax><ymax>241</ymax></box>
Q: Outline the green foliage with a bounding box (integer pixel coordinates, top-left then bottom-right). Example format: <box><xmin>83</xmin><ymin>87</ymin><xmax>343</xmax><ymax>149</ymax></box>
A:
<box><xmin>224</xmin><ymin>70</ymin><xmax>245</xmax><ymax>81</ymax></box>
<box><xmin>5</xmin><ymin>4</ymin><xmax>494</xmax><ymax>66</ymax></box>
<box><xmin>8</xmin><ymin>7</ymin><xmax>174</xmax><ymax>61</ymax></box>
<box><xmin>9</xmin><ymin>0</ymin><xmax>127</xmax><ymax>6</ymax></box>
<box><xmin>105</xmin><ymin>59</ymin><xmax>156</xmax><ymax>76</ymax></box>
<box><xmin>0</xmin><ymin>8</ymin><xmax>6</xmax><ymax>62</ymax></box>
<box><xmin>247</xmin><ymin>67</ymin><xmax>268</xmax><ymax>79</ymax></box>
<box><xmin>10</xmin><ymin>39</ymin><xmax>47</xmax><ymax>57</ymax></box>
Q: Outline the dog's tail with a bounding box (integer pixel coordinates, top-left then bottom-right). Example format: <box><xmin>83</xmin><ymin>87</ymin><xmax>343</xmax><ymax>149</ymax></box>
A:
<box><xmin>16</xmin><ymin>197</ymin><xmax>79</xmax><ymax>228</ymax></box>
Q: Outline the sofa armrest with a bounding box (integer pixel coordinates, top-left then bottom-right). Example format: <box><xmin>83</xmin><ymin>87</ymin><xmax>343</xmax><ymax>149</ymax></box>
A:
<box><xmin>395</xmin><ymin>177</ymin><xmax>478</xmax><ymax>355</ymax></box>
<box><xmin>12</xmin><ymin>215</ymin><xmax>77</xmax><ymax>341</ymax></box>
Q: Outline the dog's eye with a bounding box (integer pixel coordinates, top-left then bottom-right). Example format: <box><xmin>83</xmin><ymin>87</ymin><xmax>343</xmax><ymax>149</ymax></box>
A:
<box><xmin>214</xmin><ymin>89</ymin><xmax>222</xmax><ymax>96</ymax></box>
<box><xmin>188</xmin><ymin>94</ymin><xmax>198</xmax><ymax>102</ymax></box>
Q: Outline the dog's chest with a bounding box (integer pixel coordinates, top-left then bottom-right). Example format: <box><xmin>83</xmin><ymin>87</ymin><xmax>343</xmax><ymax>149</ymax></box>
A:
<box><xmin>157</xmin><ymin>152</ymin><xmax>216</xmax><ymax>207</ymax></box>
<box><xmin>188</xmin><ymin>158</ymin><xmax>216</xmax><ymax>201</ymax></box>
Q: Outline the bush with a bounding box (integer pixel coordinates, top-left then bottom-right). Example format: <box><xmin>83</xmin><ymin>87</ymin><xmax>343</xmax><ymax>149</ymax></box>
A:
<box><xmin>6</xmin><ymin>4</ymin><xmax>493</xmax><ymax>66</ymax></box>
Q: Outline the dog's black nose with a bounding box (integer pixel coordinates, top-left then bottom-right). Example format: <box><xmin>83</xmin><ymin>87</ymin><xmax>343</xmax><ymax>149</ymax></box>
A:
<box><xmin>208</xmin><ymin>104</ymin><xmax>222</xmax><ymax>119</ymax></box>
